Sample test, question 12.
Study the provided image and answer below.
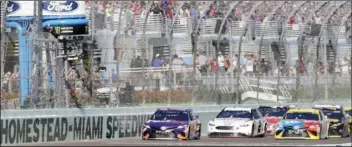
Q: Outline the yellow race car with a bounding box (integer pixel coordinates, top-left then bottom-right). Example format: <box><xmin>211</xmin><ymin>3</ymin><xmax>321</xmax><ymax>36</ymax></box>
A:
<box><xmin>274</xmin><ymin>109</ymin><xmax>329</xmax><ymax>140</ymax></box>
<box><xmin>313</xmin><ymin>105</ymin><xmax>350</xmax><ymax>138</ymax></box>
<box><xmin>344</xmin><ymin>106</ymin><xmax>352</xmax><ymax>134</ymax></box>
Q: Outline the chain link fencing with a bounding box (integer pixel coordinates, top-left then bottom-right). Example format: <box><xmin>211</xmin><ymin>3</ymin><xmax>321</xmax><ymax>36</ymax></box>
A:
<box><xmin>1</xmin><ymin>1</ymin><xmax>351</xmax><ymax>110</ymax></box>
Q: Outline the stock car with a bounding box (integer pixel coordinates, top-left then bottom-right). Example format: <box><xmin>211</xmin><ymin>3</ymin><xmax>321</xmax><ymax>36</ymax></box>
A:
<box><xmin>345</xmin><ymin>106</ymin><xmax>352</xmax><ymax>133</ymax></box>
<box><xmin>207</xmin><ymin>107</ymin><xmax>267</xmax><ymax>137</ymax></box>
<box><xmin>258</xmin><ymin>106</ymin><xmax>275</xmax><ymax>116</ymax></box>
<box><xmin>264</xmin><ymin>106</ymin><xmax>290</xmax><ymax>135</ymax></box>
<box><xmin>274</xmin><ymin>108</ymin><xmax>329</xmax><ymax>140</ymax></box>
<box><xmin>313</xmin><ymin>105</ymin><xmax>350</xmax><ymax>137</ymax></box>
<box><xmin>142</xmin><ymin>108</ymin><xmax>201</xmax><ymax>140</ymax></box>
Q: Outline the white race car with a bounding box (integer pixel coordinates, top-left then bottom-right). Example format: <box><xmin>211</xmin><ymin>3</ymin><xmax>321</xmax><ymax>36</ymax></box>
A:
<box><xmin>207</xmin><ymin>107</ymin><xmax>267</xmax><ymax>137</ymax></box>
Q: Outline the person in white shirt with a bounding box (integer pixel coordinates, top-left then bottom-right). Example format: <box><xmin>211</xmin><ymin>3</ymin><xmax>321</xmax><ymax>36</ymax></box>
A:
<box><xmin>245</xmin><ymin>58</ymin><xmax>254</xmax><ymax>73</ymax></box>
<box><xmin>217</xmin><ymin>52</ymin><xmax>225</xmax><ymax>72</ymax></box>
<box><xmin>315</xmin><ymin>13</ymin><xmax>321</xmax><ymax>25</ymax></box>
<box><xmin>172</xmin><ymin>55</ymin><xmax>184</xmax><ymax>85</ymax></box>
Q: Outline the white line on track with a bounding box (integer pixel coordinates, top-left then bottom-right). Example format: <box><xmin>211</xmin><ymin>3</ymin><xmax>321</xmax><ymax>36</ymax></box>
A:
<box><xmin>314</xmin><ymin>142</ymin><xmax>352</xmax><ymax>146</ymax></box>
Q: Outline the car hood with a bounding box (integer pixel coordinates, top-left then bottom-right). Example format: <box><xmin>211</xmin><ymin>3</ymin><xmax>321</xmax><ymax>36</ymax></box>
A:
<box><xmin>279</xmin><ymin>119</ymin><xmax>320</xmax><ymax>127</ymax></box>
<box><xmin>145</xmin><ymin>120</ymin><xmax>189</xmax><ymax>128</ymax></box>
<box><xmin>265</xmin><ymin>116</ymin><xmax>282</xmax><ymax>125</ymax></box>
<box><xmin>213</xmin><ymin>118</ymin><xmax>251</xmax><ymax>125</ymax></box>
<box><xmin>327</xmin><ymin>118</ymin><xmax>340</xmax><ymax>123</ymax></box>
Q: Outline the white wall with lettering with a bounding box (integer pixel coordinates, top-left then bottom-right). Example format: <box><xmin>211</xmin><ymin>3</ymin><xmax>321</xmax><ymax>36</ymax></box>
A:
<box><xmin>6</xmin><ymin>1</ymin><xmax>86</xmax><ymax>17</ymax></box>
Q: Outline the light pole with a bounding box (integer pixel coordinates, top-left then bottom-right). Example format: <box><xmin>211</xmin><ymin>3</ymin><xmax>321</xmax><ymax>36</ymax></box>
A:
<box><xmin>313</xmin><ymin>2</ymin><xmax>348</xmax><ymax>102</ymax></box>
<box><xmin>215</xmin><ymin>2</ymin><xmax>240</xmax><ymax>104</ymax></box>
<box><xmin>236</xmin><ymin>2</ymin><xmax>263</xmax><ymax>104</ymax></box>
<box><xmin>295</xmin><ymin>1</ymin><xmax>328</xmax><ymax>102</ymax></box>
<box><xmin>256</xmin><ymin>1</ymin><xmax>287</xmax><ymax>104</ymax></box>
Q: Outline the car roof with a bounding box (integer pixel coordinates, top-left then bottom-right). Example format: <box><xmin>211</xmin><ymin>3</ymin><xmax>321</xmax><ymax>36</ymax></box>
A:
<box><xmin>313</xmin><ymin>105</ymin><xmax>343</xmax><ymax>111</ymax></box>
<box><xmin>156</xmin><ymin>108</ymin><xmax>192</xmax><ymax>112</ymax></box>
<box><xmin>258</xmin><ymin>105</ymin><xmax>274</xmax><ymax>108</ymax></box>
<box><xmin>287</xmin><ymin>109</ymin><xmax>320</xmax><ymax>114</ymax></box>
<box><xmin>223</xmin><ymin>107</ymin><xmax>253</xmax><ymax>112</ymax></box>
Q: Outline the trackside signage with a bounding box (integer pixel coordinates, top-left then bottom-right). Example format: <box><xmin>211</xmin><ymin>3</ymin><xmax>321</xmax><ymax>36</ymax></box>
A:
<box><xmin>6</xmin><ymin>1</ymin><xmax>86</xmax><ymax>17</ymax></box>
<box><xmin>42</xmin><ymin>1</ymin><xmax>78</xmax><ymax>13</ymax></box>
<box><xmin>0</xmin><ymin>115</ymin><xmax>151</xmax><ymax>145</ymax></box>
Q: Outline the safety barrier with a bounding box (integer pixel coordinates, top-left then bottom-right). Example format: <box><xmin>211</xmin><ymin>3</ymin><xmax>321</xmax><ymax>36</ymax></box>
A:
<box><xmin>1</xmin><ymin>102</ymin><xmax>350</xmax><ymax>145</ymax></box>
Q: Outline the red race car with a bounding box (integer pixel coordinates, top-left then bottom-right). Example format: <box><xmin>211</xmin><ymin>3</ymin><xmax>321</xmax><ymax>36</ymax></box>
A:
<box><xmin>264</xmin><ymin>106</ymin><xmax>294</xmax><ymax>135</ymax></box>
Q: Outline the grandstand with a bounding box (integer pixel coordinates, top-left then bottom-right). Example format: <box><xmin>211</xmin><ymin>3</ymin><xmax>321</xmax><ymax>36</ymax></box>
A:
<box><xmin>1</xmin><ymin>1</ymin><xmax>351</xmax><ymax>109</ymax></box>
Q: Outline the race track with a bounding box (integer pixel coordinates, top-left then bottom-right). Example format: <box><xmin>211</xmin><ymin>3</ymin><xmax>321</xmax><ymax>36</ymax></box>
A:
<box><xmin>26</xmin><ymin>136</ymin><xmax>352</xmax><ymax>146</ymax></box>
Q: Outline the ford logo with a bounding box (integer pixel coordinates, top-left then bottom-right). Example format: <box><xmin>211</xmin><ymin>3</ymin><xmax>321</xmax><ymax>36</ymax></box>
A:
<box><xmin>6</xmin><ymin>1</ymin><xmax>21</xmax><ymax>14</ymax></box>
<box><xmin>42</xmin><ymin>1</ymin><xmax>78</xmax><ymax>12</ymax></box>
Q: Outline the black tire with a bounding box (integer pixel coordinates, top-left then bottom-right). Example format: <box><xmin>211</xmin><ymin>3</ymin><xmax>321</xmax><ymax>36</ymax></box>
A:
<box><xmin>195</xmin><ymin>124</ymin><xmax>201</xmax><ymax>140</ymax></box>
<box><xmin>251</xmin><ymin>124</ymin><xmax>255</xmax><ymax>137</ymax></box>
<box><xmin>187</xmin><ymin>126</ymin><xmax>192</xmax><ymax>140</ymax></box>
<box><xmin>319</xmin><ymin>126</ymin><xmax>323</xmax><ymax>140</ymax></box>
<box><xmin>258</xmin><ymin>124</ymin><xmax>267</xmax><ymax>137</ymax></box>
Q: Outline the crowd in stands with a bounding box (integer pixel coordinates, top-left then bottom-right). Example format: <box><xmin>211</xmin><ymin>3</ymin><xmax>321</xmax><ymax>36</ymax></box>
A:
<box><xmin>2</xmin><ymin>1</ymin><xmax>352</xmax><ymax>96</ymax></box>
<box><xmin>196</xmin><ymin>52</ymin><xmax>273</xmax><ymax>74</ymax></box>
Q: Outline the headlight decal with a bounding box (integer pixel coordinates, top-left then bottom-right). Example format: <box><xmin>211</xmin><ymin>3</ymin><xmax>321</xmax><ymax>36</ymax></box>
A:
<box><xmin>208</xmin><ymin>122</ymin><xmax>215</xmax><ymax>126</ymax></box>
<box><xmin>240</xmin><ymin>124</ymin><xmax>250</xmax><ymax>127</ymax></box>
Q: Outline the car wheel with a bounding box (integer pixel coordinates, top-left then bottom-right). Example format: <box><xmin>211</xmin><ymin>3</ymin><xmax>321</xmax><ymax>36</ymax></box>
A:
<box><xmin>258</xmin><ymin>124</ymin><xmax>267</xmax><ymax>137</ymax></box>
<box><xmin>342</xmin><ymin>126</ymin><xmax>350</xmax><ymax>138</ymax></box>
<box><xmin>187</xmin><ymin>126</ymin><xmax>192</xmax><ymax>140</ymax></box>
<box><xmin>195</xmin><ymin>124</ymin><xmax>201</xmax><ymax>140</ymax></box>
<box><xmin>251</xmin><ymin>124</ymin><xmax>255</xmax><ymax>137</ymax></box>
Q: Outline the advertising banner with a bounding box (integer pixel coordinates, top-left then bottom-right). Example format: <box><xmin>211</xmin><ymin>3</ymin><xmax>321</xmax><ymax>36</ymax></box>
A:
<box><xmin>6</xmin><ymin>1</ymin><xmax>86</xmax><ymax>17</ymax></box>
<box><xmin>0</xmin><ymin>115</ymin><xmax>151</xmax><ymax>145</ymax></box>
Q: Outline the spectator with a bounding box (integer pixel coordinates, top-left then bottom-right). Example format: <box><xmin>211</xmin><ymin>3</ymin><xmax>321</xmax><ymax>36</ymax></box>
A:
<box><xmin>244</xmin><ymin>54</ymin><xmax>254</xmax><ymax>74</ymax></box>
<box><xmin>318</xmin><ymin>61</ymin><xmax>324</xmax><ymax>75</ymax></box>
<box><xmin>131</xmin><ymin>56</ymin><xmax>143</xmax><ymax>68</ymax></box>
<box><xmin>224</xmin><ymin>55</ymin><xmax>230</xmax><ymax>72</ymax></box>
<box><xmin>172</xmin><ymin>55</ymin><xmax>184</xmax><ymax>85</ymax></box>
<box><xmin>231</xmin><ymin>54</ymin><xmax>239</xmax><ymax>73</ymax></box>
<box><xmin>197</xmin><ymin>53</ymin><xmax>208</xmax><ymax>74</ymax></box>
<box><xmin>289</xmin><ymin>16</ymin><xmax>295</xmax><ymax>24</ymax></box>
<box><xmin>341</xmin><ymin>57</ymin><xmax>350</xmax><ymax>75</ymax></box>
<box><xmin>217</xmin><ymin>52</ymin><xmax>226</xmax><ymax>72</ymax></box>
<box><xmin>210</xmin><ymin>59</ymin><xmax>219</xmax><ymax>72</ymax></box>
<box><xmin>152</xmin><ymin>54</ymin><xmax>164</xmax><ymax>69</ymax></box>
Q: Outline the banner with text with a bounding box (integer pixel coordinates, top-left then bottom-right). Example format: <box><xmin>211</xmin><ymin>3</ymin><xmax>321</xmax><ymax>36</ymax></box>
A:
<box><xmin>0</xmin><ymin>115</ymin><xmax>151</xmax><ymax>145</ymax></box>
<box><xmin>7</xmin><ymin>1</ymin><xmax>86</xmax><ymax>17</ymax></box>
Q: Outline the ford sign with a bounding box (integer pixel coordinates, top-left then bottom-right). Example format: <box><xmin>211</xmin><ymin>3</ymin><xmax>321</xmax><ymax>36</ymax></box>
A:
<box><xmin>42</xmin><ymin>1</ymin><xmax>78</xmax><ymax>12</ymax></box>
<box><xmin>6</xmin><ymin>1</ymin><xmax>21</xmax><ymax>14</ymax></box>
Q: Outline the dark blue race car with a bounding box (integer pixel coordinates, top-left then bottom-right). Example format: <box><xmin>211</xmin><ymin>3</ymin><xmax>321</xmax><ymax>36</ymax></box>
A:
<box><xmin>142</xmin><ymin>108</ymin><xmax>201</xmax><ymax>140</ymax></box>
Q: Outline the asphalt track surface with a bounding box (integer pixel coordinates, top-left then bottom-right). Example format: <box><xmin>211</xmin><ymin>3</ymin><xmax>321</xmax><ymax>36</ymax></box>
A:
<box><xmin>25</xmin><ymin>136</ymin><xmax>352</xmax><ymax>146</ymax></box>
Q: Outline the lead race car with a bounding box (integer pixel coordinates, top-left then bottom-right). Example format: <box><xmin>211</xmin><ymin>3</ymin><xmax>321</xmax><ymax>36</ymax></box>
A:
<box><xmin>312</xmin><ymin>105</ymin><xmax>350</xmax><ymax>137</ymax></box>
<box><xmin>275</xmin><ymin>108</ymin><xmax>329</xmax><ymax>140</ymax></box>
<box><xmin>207</xmin><ymin>107</ymin><xmax>267</xmax><ymax>137</ymax></box>
<box><xmin>142</xmin><ymin>108</ymin><xmax>201</xmax><ymax>140</ymax></box>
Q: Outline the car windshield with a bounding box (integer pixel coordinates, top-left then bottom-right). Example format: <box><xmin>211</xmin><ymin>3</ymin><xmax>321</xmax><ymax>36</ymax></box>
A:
<box><xmin>258</xmin><ymin>107</ymin><xmax>274</xmax><ymax>116</ymax></box>
<box><xmin>267</xmin><ymin>108</ymin><xmax>288</xmax><ymax>117</ymax></box>
<box><xmin>320</xmin><ymin>109</ymin><xmax>344</xmax><ymax>120</ymax></box>
<box><xmin>283</xmin><ymin>112</ymin><xmax>319</xmax><ymax>120</ymax></box>
<box><xmin>151</xmin><ymin>111</ymin><xmax>189</xmax><ymax>121</ymax></box>
<box><xmin>345</xmin><ymin>110</ymin><xmax>352</xmax><ymax>116</ymax></box>
<box><xmin>324</xmin><ymin>111</ymin><xmax>344</xmax><ymax>120</ymax></box>
<box><xmin>216</xmin><ymin>110</ymin><xmax>252</xmax><ymax>119</ymax></box>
